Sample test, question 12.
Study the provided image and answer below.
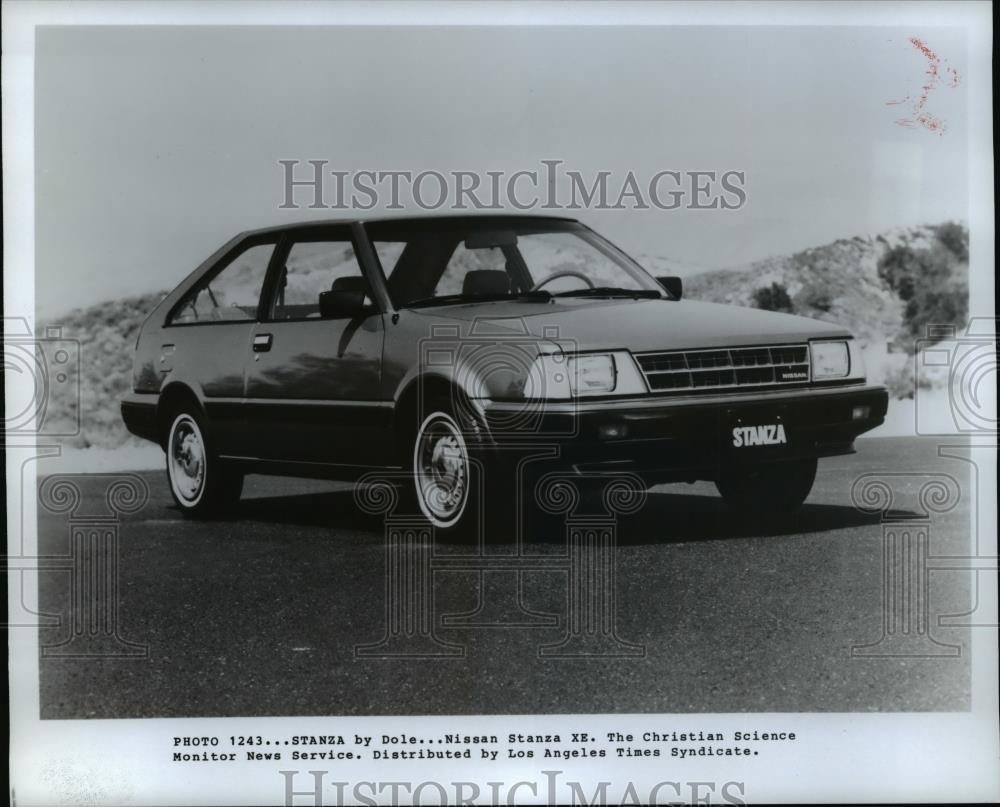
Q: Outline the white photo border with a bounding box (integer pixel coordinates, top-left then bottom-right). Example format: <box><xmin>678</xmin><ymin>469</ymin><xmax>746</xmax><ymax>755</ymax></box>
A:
<box><xmin>5</xmin><ymin>2</ymin><xmax>996</xmax><ymax>805</ymax></box>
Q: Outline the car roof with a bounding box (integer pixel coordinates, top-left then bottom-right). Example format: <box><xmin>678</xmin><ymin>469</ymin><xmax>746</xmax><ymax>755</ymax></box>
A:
<box><xmin>238</xmin><ymin>213</ymin><xmax>581</xmax><ymax>239</ymax></box>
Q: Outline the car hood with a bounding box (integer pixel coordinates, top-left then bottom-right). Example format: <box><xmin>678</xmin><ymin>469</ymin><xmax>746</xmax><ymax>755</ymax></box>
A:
<box><xmin>419</xmin><ymin>297</ymin><xmax>850</xmax><ymax>353</ymax></box>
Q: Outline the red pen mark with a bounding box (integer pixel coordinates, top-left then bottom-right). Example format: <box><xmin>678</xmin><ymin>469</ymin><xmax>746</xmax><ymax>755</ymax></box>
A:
<box><xmin>888</xmin><ymin>37</ymin><xmax>960</xmax><ymax>135</ymax></box>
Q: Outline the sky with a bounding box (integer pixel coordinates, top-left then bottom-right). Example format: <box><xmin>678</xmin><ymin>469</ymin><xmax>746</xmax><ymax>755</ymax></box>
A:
<box><xmin>34</xmin><ymin>24</ymin><xmax>968</xmax><ymax>317</ymax></box>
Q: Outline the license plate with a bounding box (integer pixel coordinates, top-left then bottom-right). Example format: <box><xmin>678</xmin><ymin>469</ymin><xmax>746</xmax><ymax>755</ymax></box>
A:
<box><xmin>731</xmin><ymin>422</ymin><xmax>788</xmax><ymax>448</ymax></box>
<box><xmin>726</xmin><ymin>406</ymin><xmax>791</xmax><ymax>452</ymax></box>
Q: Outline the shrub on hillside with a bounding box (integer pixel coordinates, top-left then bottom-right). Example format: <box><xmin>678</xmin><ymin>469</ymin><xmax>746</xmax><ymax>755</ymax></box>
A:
<box><xmin>877</xmin><ymin>227</ymin><xmax>968</xmax><ymax>351</ymax></box>
<box><xmin>936</xmin><ymin>221</ymin><xmax>969</xmax><ymax>262</ymax></box>
<box><xmin>752</xmin><ymin>282</ymin><xmax>793</xmax><ymax>313</ymax></box>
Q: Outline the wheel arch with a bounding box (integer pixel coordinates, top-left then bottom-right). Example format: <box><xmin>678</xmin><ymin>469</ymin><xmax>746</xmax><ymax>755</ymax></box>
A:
<box><xmin>156</xmin><ymin>383</ymin><xmax>206</xmax><ymax>449</ymax></box>
<box><xmin>392</xmin><ymin>374</ymin><xmax>486</xmax><ymax>464</ymax></box>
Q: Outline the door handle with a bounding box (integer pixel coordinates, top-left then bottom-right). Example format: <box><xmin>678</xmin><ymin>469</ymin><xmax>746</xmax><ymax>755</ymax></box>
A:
<box><xmin>252</xmin><ymin>334</ymin><xmax>273</xmax><ymax>352</ymax></box>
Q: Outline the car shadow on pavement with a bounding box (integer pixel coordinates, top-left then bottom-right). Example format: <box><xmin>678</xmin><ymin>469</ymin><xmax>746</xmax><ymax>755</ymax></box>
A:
<box><xmin>231</xmin><ymin>489</ymin><xmax>386</xmax><ymax>532</ymax></box>
<box><xmin>210</xmin><ymin>485</ymin><xmax>921</xmax><ymax>547</ymax></box>
<box><xmin>613</xmin><ymin>490</ymin><xmax>900</xmax><ymax>545</ymax></box>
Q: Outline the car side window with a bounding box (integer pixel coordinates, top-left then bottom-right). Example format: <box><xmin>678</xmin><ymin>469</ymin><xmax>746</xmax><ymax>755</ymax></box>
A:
<box><xmin>269</xmin><ymin>240</ymin><xmax>366</xmax><ymax>320</ymax></box>
<box><xmin>170</xmin><ymin>243</ymin><xmax>274</xmax><ymax>325</ymax></box>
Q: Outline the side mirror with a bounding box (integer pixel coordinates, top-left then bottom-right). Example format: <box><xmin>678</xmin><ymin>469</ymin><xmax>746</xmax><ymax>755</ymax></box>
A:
<box><xmin>318</xmin><ymin>290</ymin><xmax>368</xmax><ymax>318</ymax></box>
<box><xmin>657</xmin><ymin>275</ymin><xmax>683</xmax><ymax>300</ymax></box>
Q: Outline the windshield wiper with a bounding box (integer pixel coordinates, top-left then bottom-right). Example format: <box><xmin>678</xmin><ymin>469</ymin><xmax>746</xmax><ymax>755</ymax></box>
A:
<box><xmin>551</xmin><ymin>287</ymin><xmax>663</xmax><ymax>299</ymax></box>
<box><xmin>404</xmin><ymin>290</ymin><xmax>552</xmax><ymax>309</ymax></box>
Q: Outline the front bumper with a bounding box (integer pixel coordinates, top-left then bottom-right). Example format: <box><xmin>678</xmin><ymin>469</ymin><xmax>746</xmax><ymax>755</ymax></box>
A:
<box><xmin>480</xmin><ymin>384</ymin><xmax>888</xmax><ymax>482</ymax></box>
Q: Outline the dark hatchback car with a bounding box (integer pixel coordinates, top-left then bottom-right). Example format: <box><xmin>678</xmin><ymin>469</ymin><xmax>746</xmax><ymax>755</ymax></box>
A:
<box><xmin>122</xmin><ymin>215</ymin><xmax>887</xmax><ymax>533</ymax></box>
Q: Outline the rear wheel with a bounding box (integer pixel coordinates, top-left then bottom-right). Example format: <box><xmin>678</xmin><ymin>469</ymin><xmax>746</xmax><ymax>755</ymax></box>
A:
<box><xmin>715</xmin><ymin>457</ymin><xmax>817</xmax><ymax>520</ymax></box>
<box><xmin>166</xmin><ymin>410</ymin><xmax>243</xmax><ymax>518</ymax></box>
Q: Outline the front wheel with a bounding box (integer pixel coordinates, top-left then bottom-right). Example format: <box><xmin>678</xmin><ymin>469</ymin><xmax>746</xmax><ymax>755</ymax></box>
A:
<box><xmin>166</xmin><ymin>411</ymin><xmax>243</xmax><ymax>518</ymax></box>
<box><xmin>412</xmin><ymin>408</ymin><xmax>474</xmax><ymax>530</ymax></box>
<box><xmin>715</xmin><ymin>457</ymin><xmax>817</xmax><ymax>520</ymax></box>
<box><xmin>402</xmin><ymin>394</ymin><xmax>512</xmax><ymax>539</ymax></box>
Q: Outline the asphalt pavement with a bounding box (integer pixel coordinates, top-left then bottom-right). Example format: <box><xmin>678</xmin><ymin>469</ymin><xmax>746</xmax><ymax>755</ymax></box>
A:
<box><xmin>37</xmin><ymin>437</ymin><xmax>973</xmax><ymax>718</ymax></box>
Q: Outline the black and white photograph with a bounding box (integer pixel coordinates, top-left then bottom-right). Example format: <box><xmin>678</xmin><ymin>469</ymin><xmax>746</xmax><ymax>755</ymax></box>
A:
<box><xmin>4</xmin><ymin>2</ymin><xmax>997</xmax><ymax>805</ymax></box>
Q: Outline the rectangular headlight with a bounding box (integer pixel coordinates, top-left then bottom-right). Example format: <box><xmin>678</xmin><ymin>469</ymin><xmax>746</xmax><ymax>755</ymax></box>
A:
<box><xmin>810</xmin><ymin>340</ymin><xmax>852</xmax><ymax>380</ymax></box>
<box><xmin>570</xmin><ymin>354</ymin><xmax>616</xmax><ymax>394</ymax></box>
<box><xmin>847</xmin><ymin>339</ymin><xmax>866</xmax><ymax>380</ymax></box>
<box><xmin>526</xmin><ymin>351</ymin><xmax>648</xmax><ymax>399</ymax></box>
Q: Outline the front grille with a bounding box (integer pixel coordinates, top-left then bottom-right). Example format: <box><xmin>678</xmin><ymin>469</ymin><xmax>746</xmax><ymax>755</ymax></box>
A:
<box><xmin>636</xmin><ymin>344</ymin><xmax>810</xmax><ymax>393</ymax></box>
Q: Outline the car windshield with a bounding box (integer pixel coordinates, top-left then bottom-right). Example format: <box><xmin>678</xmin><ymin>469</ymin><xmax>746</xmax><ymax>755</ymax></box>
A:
<box><xmin>363</xmin><ymin>219</ymin><xmax>664</xmax><ymax>308</ymax></box>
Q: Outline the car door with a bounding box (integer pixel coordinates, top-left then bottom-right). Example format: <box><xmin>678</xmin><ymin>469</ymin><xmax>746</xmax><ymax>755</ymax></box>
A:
<box><xmin>243</xmin><ymin>226</ymin><xmax>391</xmax><ymax>466</ymax></box>
<box><xmin>162</xmin><ymin>236</ymin><xmax>277</xmax><ymax>455</ymax></box>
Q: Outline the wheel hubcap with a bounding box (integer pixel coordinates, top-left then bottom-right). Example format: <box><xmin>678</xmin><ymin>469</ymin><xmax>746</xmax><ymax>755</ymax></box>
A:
<box><xmin>168</xmin><ymin>416</ymin><xmax>206</xmax><ymax>503</ymax></box>
<box><xmin>415</xmin><ymin>414</ymin><xmax>469</xmax><ymax>524</ymax></box>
